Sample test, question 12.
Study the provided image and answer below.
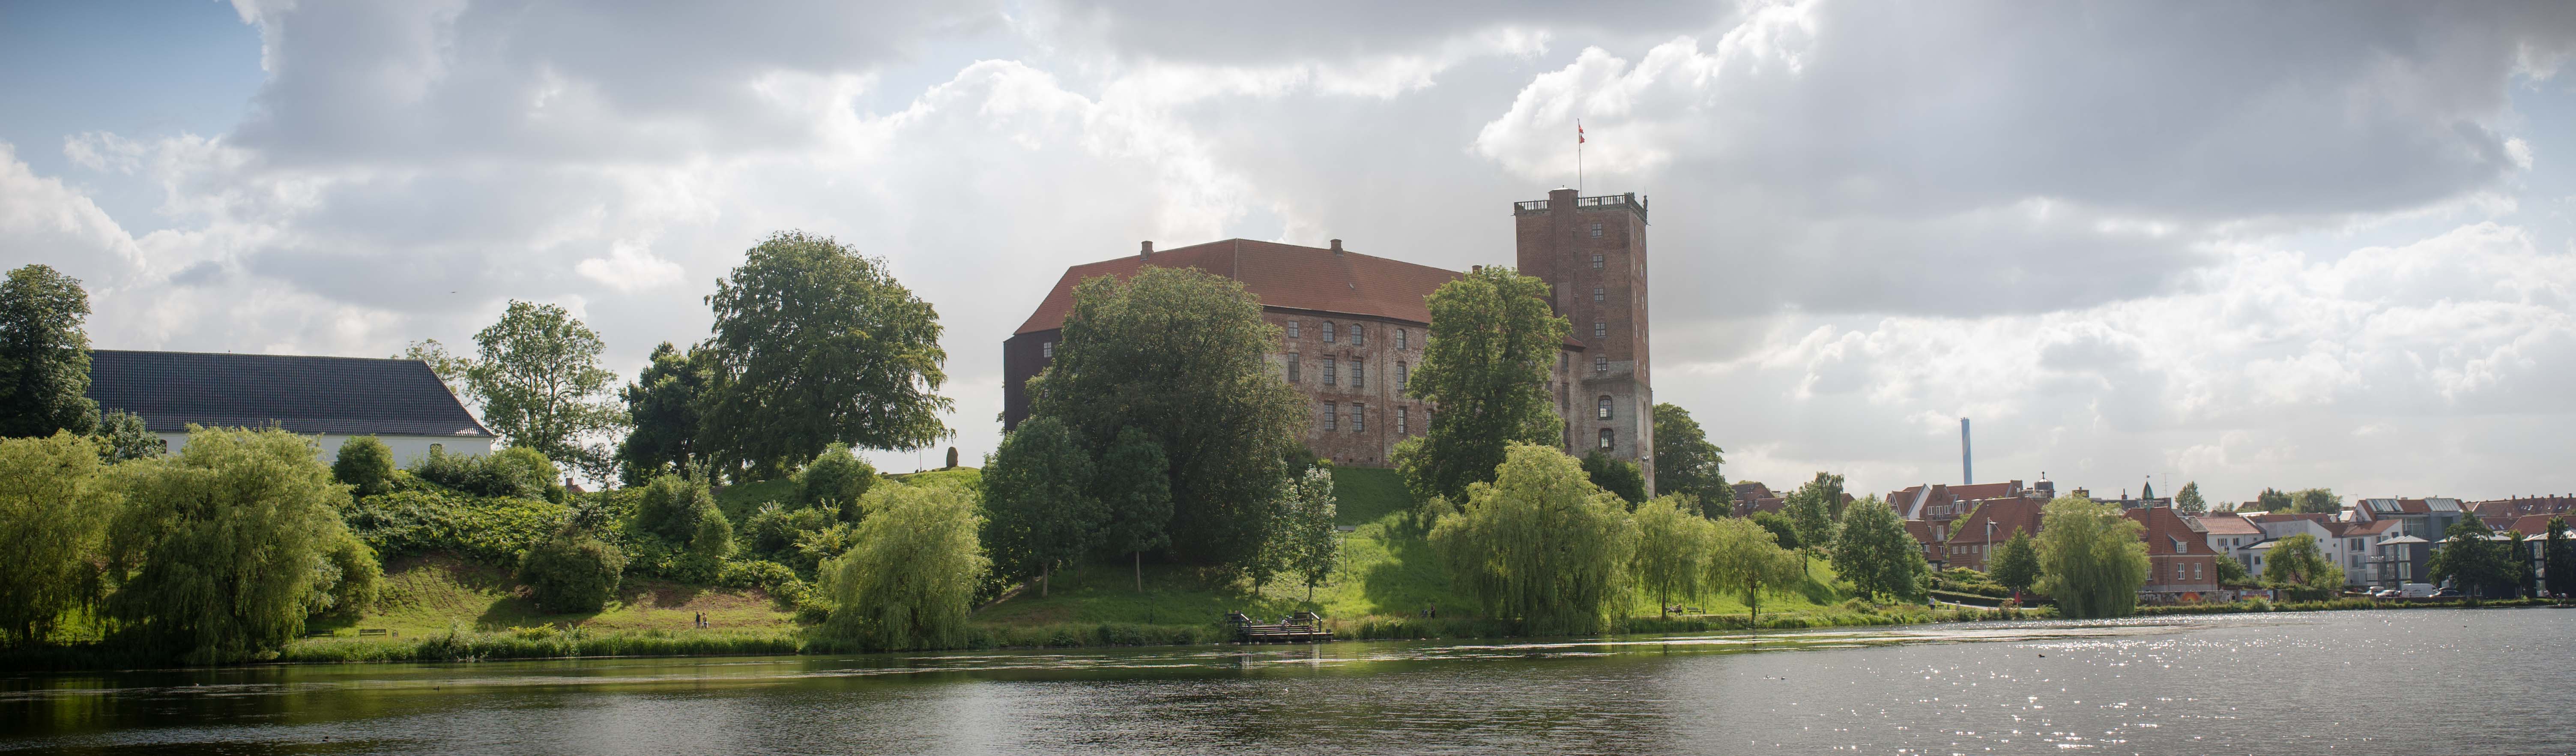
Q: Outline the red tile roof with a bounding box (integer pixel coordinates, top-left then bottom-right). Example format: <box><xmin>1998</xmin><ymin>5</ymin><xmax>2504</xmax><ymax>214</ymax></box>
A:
<box><xmin>1951</xmin><ymin>498</ymin><xmax>2045</xmax><ymax>545</ymax></box>
<box><xmin>2500</xmin><ymin>514</ymin><xmax>2566</xmax><ymax>536</ymax></box>
<box><xmin>1018</xmin><ymin>239</ymin><xmax>1473</xmax><ymax>335</ymax></box>
<box><xmin>2342</xmin><ymin>519</ymin><xmax>2402</xmax><ymax>536</ymax></box>
<box><xmin>2126</xmin><ymin>507</ymin><xmax>2206</xmax><ymax>555</ymax></box>
<box><xmin>2194</xmin><ymin>514</ymin><xmax>2262</xmax><ymax>536</ymax></box>
<box><xmin>1948</xmin><ymin>482</ymin><xmax>2017</xmax><ymax>501</ymax></box>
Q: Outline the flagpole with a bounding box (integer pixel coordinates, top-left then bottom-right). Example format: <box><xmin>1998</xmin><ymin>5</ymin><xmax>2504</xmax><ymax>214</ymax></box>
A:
<box><xmin>1577</xmin><ymin>119</ymin><xmax>1584</xmax><ymax>192</ymax></box>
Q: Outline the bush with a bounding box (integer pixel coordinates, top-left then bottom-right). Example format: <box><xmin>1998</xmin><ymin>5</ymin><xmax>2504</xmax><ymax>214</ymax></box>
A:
<box><xmin>332</xmin><ymin>436</ymin><xmax>397</xmax><ymax>497</ymax></box>
<box><xmin>316</xmin><ymin>533</ymin><xmax>384</xmax><ymax>616</ymax></box>
<box><xmin>344</xmin><ymin>489</ymin><xmax>571</xmax><ymax>563</ymax></box>
<box><xmin>409</xmin><ymin>446</ymin><xmax>556</xmax><ymax>499</ymax></box>
<box><xmin>796</xmin><ymin>443</ymin><xmax>876</xmax><ymax>521</ymax></box>
<box><xmin>518</xmin><ymin>534</ymin><xmax>627</xmax><ymax>613</ymax></box>
<box><xmin>745</xmin><ymin>502</ymin><xmax>836</xmax><ymax>554</ymax></box>
<box><xmin>632</xmin><ymin>474</ymin><xmax>715</xmax><ymax>541</ymax></box>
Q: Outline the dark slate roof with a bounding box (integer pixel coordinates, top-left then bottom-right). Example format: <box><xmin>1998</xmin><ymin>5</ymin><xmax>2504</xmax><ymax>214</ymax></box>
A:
<box><xmin>85</xmin><ymin>350</ymin><xmax>494</xmax><ymax>438</ymax></box>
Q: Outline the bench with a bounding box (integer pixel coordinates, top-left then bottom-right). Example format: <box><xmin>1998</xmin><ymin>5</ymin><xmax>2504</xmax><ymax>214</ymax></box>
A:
<box><xmin>356</xmin><ymin>628</ymin><xmax>394</xmax><ymax>638</ymax></box>
<box><xmin>1227</xmin><ymin>611</ymin><xmax>1332</xmax><ymax>643</ymax></box>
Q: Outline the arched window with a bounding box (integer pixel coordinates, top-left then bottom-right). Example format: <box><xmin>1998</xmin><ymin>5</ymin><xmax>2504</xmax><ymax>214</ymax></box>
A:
<box><xmin>1396</xmin><ymin>362</ymin><xmax>1408</xmax><ymax>390</ymax></box>
<box><xmin>1596</xmin><ymin>396</ymin><xmax>1612</xmax><ymax>420</ymax></box>
<box><xmin>1597</xmin><ymin>428</ymin><xmax>1614</xmax><ymax>449</ymax></box>
<box><xmin>1323</xmin><ymin>322</ymin><xmax>1337</xmax><ymax>343</ymax></box>
<box><xmin>1350</xmin><ymin>325</ymin><xmax>1364</xmax><ymax>346</ymax></box>
<box><xmin>1396</xmin><ymin>328</ymin><xmax>1408</xmax><ymax>350</ymax></box>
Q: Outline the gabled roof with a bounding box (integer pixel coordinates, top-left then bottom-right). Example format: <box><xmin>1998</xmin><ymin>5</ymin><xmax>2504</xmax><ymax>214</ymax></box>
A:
<box><xmin>1017</xmin><ymin>239</ymin><xmax>1505</xmax><ymax>336</ymax></box>
<box><xmin>2343</xmin><ymin>519</ymin><xmax>2403</xmax><ymax>536</ymax></box>
<box><xmin>1951</xmin><ymin>498</ymin><xmax>2045</xmax><ymax>545</ymax></box>
<box><xmin>2194</xmin><ymin>515</ymin><xmax>2263</xmax><ymax>536</ymax></box>
<box><xmin>2500</xmin><ymin>514</ymin><xmax>2565</xmax><ymax>536</ymax></box>
<box><xmin>86</xmin><ymin>350</ymin><xmax>493</xmax><ymax>438</ymax></box>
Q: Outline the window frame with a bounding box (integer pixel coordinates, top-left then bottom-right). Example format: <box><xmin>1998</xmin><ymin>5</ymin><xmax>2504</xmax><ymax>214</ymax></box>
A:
<box><xmin>1323</xmin><ymin>322</ymin><xmax>1336</xmax><ymax>343</ymax></box>
<box><xmin>1323</xmin><ymin>401</ymin><xmax>1337</xmax><ymax>431</ymax></box>
<box><xmin>1286</xmin><ymin>321</ymin><xmax>1300</xmax><ymax>339</ymax></box>
<box><xmin>1323</xmin><ymin>357</ymin><xmax>1337</xmax><ymax>386</ymax></box>
<box><xmin>1286</xmin><ymin>354</ymin><xmax>1301</xmax><ymax>383</ymax></box>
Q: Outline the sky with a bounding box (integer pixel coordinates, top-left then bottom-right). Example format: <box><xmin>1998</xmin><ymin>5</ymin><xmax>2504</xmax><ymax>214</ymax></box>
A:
<box><xmin>4</xmin><ymin>0</ymin><xmax>2574</xmax><ymax>504</ymax></box>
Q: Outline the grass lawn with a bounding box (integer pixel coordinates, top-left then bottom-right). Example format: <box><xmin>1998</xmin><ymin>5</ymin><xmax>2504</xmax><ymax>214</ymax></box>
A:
<box><xmin>307</xmin><ymin>553</ymin><xmax>799</xmax><ymax>638</ymax></box>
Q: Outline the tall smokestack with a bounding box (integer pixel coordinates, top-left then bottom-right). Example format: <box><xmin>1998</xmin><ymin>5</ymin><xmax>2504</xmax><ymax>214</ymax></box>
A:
<box><xmin>1960</xmin><ymin>417</ymin><xmax>1973</xmax><ymax>485</ymax></box>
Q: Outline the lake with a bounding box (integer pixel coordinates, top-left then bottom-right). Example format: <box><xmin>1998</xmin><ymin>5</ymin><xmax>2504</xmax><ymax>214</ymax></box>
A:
<box><xmin>3</xmin><ymin>609</ymin><xmax>2570</xmax><ymax>754</ymax></box>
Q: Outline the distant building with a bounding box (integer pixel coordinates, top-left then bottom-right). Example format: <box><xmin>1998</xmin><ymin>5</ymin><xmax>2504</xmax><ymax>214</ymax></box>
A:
<box><xmin>2128</xmin><ymin>506</ymin><xmax>2218</xmax><ymax>599</ymax></box>
<box><xmin>1944</xmin><ymin>498</ymin><xmax>2046</xmax><ymax>572</ymax></box>
<box><xmin>1732</xmin><ymin>481</ymin><xmax>1784</xmax><ymax>516</ymax></box>
<box><xmin>2195</xmin><ymin>513</ymin><xmax>2265</xmax><ymax>572</ymax></box>
<box><xmin>2353</xmin><ymin>497</ymin><xmax>2469</xmax><ymax>537</ymax></box>
<box><xmin>85</xmin><ymin>349</ymin><xmax>495</xmax><ymax>463</ymax></box>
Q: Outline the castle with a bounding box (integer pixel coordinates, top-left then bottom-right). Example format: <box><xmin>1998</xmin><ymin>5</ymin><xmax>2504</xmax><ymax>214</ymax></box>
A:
<box><xmin>1003</xmin><ymin>187</ymin><xmax>1656</xmax><ymax>492</ymax></box>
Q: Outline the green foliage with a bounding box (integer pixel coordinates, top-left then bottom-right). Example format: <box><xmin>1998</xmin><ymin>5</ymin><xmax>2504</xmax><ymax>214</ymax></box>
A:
<box><xmin>1025</xmin><ymin>265</ymin><xmax>1304</xmax><ymax>567</ymax></box>
<box><xmin>91</xmin><ymin>409</ymin><xmax>162</xmax><ymax>462</ymax></box>
<box><xmin>2213</xmin><ymin>549</ymin><xmax>2252</xmax><ymax>586</ymax></box>
<box><xmin>795</xmin><ymin>442</ymin><xmax>876</xmax><ymax>521</ymax></box>
<box><xmin>0</xmin><ymin>433</ymin><xmax>116</xmax><ymax>647</ymax></box>
<box><xmin>315</xmin><ymin>534</ymin><xmax>383</xmax><ymax>617</ymax></box>
<box><xmin>1704</xmin><ymin>516</ymin><xmax>1806</xmax><ymax>623</ymax></box>
<box><xmin>1093</xmin><ymin>428</ymin><xmax>1172</xmax><ymax>579</ymax></box>
<box><xmin>2288</xmin><ymin>488</ymin><xmax>2340</xmax><ymax>515</ymax></box>
<box><xmin>1630</xmin><ymin>494</ymin><xmax>1714</xmax><ymax>617</ymax></box>
<box><xmin>1987</xmin><ymin>528</ymin><xmax>2041</xmax><ymax>594</ymax></box>
<box><xmin>1274</xmin><ymin>465</ymin><xmax>1340</xmax><ymax>599</ymax></box>
<box><xmin>614</xmin><ymin>342</ymin><xmax>714</xmax><ymax>485</ymax></box>
<box><xmin>394</xmin><ymin>339</ymin><xmax>472</xmax><ymax>399</ymax></box>
<box><xmin>0</xmin><ymin>264</ymin><xmax>99</xmax><ymax>438</ymax></box>
<box><xmin>631</xmin><ymin>474</ymin><xmax>719</xmax><ymax>542</ymax></box>
<box><xmin>702</xmin><ymin>231</ymin><xmax>953</xmax><ymax>476</ymax></box>
<box><xmin>332</xmin><ymin>435</ymin><xmax>397</xmax><ymax>497</ymax></box>
<box><xmin>1784</xmin><ymin>472</ymin><xmax>1843</xmax><ymax>561</ymax></box>
<box><xmin>1429</xmin><ymin>444</ymin><xmax>1638</xmax><ymax>634</ymax></box>
<box><xmin>1393</xmin><ymin>266</ymin><xmax>1571</xmax><ymax>505</ymax></box>
<box><xmin>1650</xmin><ymin>403</ymin><xmax>1729</xmax><ymax>515</ymax></box>
<box><xmin>343</xmin><ymin>489</ymin><xmax>571</xmax><ymax>563</ymax></box>
<box><xmin>104</xmin><ymin>427</ymin><xmax>362</xmax><ymax>664</ymax></box>
<box><xmin>2174</xmin><ymin>481</ymin><xmax>2206</xmax><ymax>515</ymax></box>
<box><xmin>1580</xmin><ymin>450</ymin><xmax>1647</xmax><ymax>505</ymax></box>
<box><xmin>1832</xmin><ymin>495</ymin><xmax>1928</xmax><ymax>600</ymax></box>
<box><xmin>2261</xmin><ymin>533</ymin><xmax>2343</xmax><ymax>590</ymax></box>
<box><xmin>2034</xmin><ymin>497</ymin><xmax>2149</xmax><ymax>618</ymax></box>
<box><xmin>980</xmin><ymin>416</ymin><xmax>1098</xmax><ymax>595</ymax></box>
<box><xmin>2254</xmin><ymin>487</ymin><xmax>2293</xmax><ymax>512</ymax></box>
<box><xmin>466</xmin><ymin>300</ymin><xmax>627</xmax><ymax>481</ymax></box>
<box><xmin>822</xmin><ymin>482</ymin><xmax>987</xmax><ymax>650</ymax></box>
<box><xmin>744</xmin><ymin>501</ymin><xmax>838</xmax><ymax>554</ymax></box>
<box><xmin>1750</xmin><ymin>510</ymin><xmax>1800</xmax><ymax>550</ymax></box>
<box><xmin>2547</xmin><ymin>518</ymin><xmax>2572</xmax><ymax>598</ymax></box>
<box><xmin>517</xmin><ymin>533</ymin><xmax>627</xmax><ymax>613</ymax></box>
<box><xmin>2429</xmin><ymin>519</ymin><xmax>2516</xmax><ymax>600</ymax></box>
<box><xmin>408</xmin><ymin>447</ymin><xmax>554</xmax><ymax>499</ymax></box>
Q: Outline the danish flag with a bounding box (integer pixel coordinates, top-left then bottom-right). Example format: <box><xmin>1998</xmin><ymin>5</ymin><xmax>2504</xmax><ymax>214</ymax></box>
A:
<box><xmin>1578</xmin><ymin>120</ymin><xmax>1585</xmax><ymax>144</ymax></box>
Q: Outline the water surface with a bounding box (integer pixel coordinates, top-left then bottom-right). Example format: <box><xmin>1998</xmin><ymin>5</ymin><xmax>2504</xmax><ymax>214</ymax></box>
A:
<box><xmin>4</xmin><ymin>609</ymin><xmax>2570</xmax><ymax>754</ymax></box>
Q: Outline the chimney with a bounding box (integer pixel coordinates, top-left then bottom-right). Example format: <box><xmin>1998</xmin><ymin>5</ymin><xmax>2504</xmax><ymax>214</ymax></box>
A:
<box><xmin>1140</xmin><ymin>240</ymin><xmax>1153</xmax><ymax>261</ymax></box>
<box><xmin>1330</xmin><ymin>239</ymin><xmax>1343</xmax><ymax>255</ymax></box>
<box><xmin>1471</xmin><ymin>264</ymin><xmax>1483</xmax><ymax>273</ymax></box>
<box><xmin>1960</xmin><ymin>417</ymin><xmax>1973</xmax><ymax>485</ymax></box>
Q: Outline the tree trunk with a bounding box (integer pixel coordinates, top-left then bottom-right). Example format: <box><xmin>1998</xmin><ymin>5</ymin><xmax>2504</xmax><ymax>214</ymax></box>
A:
<box><xmin>1134</xmin><ymin>551</ymin><xmax>1143</xmax><ymax>593</ymax></box>
<box><xmin>1042</xmin><ymin>562</ymin><xmax>1051</xmax><ymax>598</ymax></box>
<box><xmin>1659</xmin><ymin>588</ymin><xmax>1669</xmax><ymax>620</ymax></box>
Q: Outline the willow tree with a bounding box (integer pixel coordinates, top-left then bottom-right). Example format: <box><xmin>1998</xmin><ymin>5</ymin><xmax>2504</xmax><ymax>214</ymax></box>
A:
<box><xmin>1631</xmin><ymin>494</ymin><xmax>1714</xmax><ymax>618</ymax></box>
<box><xmin>2034</xmin><ymin>496</ymin><xmax>2149</xmax><ymax>618</ymax></box>
<box><xmin>0</xmin><ymin>433</ymin><xmax>117</xmax><ymax>647</ymax></box>
<box><xmin>1705</xmin><ymin>516</ymin><xmax>1805</xmax><ymax>626</ymax></box>
<box><xmin>1394</xmin><ymin>267</ymin><xmax>1570</xmax><ymax>505</ymax></box>
<box><xmin>823</xmin><ymin>480</ymin><xmax>987</xmax><ymax>650</ymax></box>
<box><xmin>1430</xmin><ymin>444</ymin><xmax>1638</xmax><ymax>634</ymax></box>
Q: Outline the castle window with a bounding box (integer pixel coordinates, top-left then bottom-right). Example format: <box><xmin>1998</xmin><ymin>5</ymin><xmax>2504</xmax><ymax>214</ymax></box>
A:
<box><xmin>1323</xmin><ymin>402</ymin><xmax>1337</xmax><ymax>431</ymax></box>
<box><xmin>1351</xmin><ymin>403</ymin><xmax>1365</xmax><ymax>432</ymax></box>
<box><xmin>1350</xmin><ymin>325</ymin><xmax>1365</xmax><ymax>347</ymax></box>
<box><xmin>1323</xmin><ymin>357</ymin><xmax>1337</xmax><ymax>386</ymax></box>
<box><xmin>1593</xmin><ymin>287</ymin><xmax>1604</xmax><ymax>303</ymax></box>
<box><xmin>1597</xmin><ymin>396</ymin><xmax>1612</xmax><ymax>420</ymax></box>
<box><xmin>1351</xmin><ymin>360</ymin><xmax>1366</xmax><ymax>389</ymax></box>
<box><xmin>1397</xmin><ymin>406</ymin><xmax>1408</xmax><ymax>435</ymax></box>
<box><xmin>1323</xmin><ymin>322</ymin><xmax>1336</xmax><ymax>343</ymax></box>
<box><xmin>1396</xmin><ymin>328</ymin><xmax>1407</xmax><ymax>350</ymax></box>
<box><xmin>1590</xmin><ymin>222</ymin><xmax>1603</xmax><ymax>238</ymax></box>
<box><xmin>1598</xmin><ymin>428</ymin><xmax>1614</xmax><ymax>449</ymax></box>
<box><xmin>1397</xmin><ymin>362</ymin><xmax>1408</xmax><ymax>390</ymax></box>
<box><xmin>1591</xmin><ymin>255</ymin><xmax>1604</xmax><ymax>270</ymax></box>
<box><xmin>1286</xmin><ymin>321</ymin><xmax>1300</xmax><ymax>339</ymax></box>
<box><xmin>1042</xmin><ymin>342</ymin><xmax>1055</xmax><ymax>358</ymax></box>
<box><xmin>1560</xmin><ymin>352</ymin><xmax>1568</xmax><ymax>370</ymax></box>
<box><xmin>1593</xmin><ymin>356</ymin><xmax>1607</xmax><ymax>372</ymax></box>
<box><xmin>1287</xmin><ymin>354</ymin><xmax>1301</xmax><ymax>383</ymax></box>
<box><xmin>1593</xmin><ymin>321</ymin><xmax>1606</xmax><ymax>338</ymax></box>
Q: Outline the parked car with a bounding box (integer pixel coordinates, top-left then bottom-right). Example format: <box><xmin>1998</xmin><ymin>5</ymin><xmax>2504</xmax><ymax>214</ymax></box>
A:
<box><xmin>2368</xmin><ymin>588</ymin><xmax>2399</xmax><ymax>599</ymax></box>
<box><xmin>2430</xmin><ymin>588</ymin><xmax>2461</xmax><ymax>598</ymax></box>
<box><xmin>2400</xmin><ymin>583</ymin><xmax>2436</xmax><ymax>598</ymax></box>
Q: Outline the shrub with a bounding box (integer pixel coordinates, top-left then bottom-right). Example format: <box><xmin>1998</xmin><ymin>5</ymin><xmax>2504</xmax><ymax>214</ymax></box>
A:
<box><xmin>409</xmin><ymin>446</ymin><xmax>554</xmax><ymax>499</ymax></box>
<box><xmin>518</xmin><ymin>534</ymin><xmax>627</xmax><ymax>613</ymax></box>
<box><xmin>632</xmin><ymin>474</ymin><xmax>715</xmax><ymax>542</ymax></box>
<box><xmin>344</xmin><ymin>489</ymin><xmax>571</xmax><ymax>563</ymax></box>
<box><xmin>316</xmin><ymin>533</ymin><xmax>384</xmax><ymax>615</ymax></box>
<box><xmin>796</xmin><ymin>443</ymin><xmax>876</xmax><ymax>521</ymax></box>
<box><xmin>332</xmin><ymin>436</ymin><xmax>397</xmax><ymax>497</ymax></box>
<box><xmin>746</xmin><ymin>502</ymin><xmax>835</xmax><ymax>554</ymax></box>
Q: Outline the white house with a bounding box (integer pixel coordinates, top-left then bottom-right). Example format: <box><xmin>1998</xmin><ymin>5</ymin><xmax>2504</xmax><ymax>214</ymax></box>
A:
<box><xmin>85</xmin><ymin>349</ymin><xmax>495</xmax><ymax>464</ymax></box>
<box><xmin>2195</xmin><ymin>513</ymin><xmax>2266</xmax><ymax>571</ymax></box>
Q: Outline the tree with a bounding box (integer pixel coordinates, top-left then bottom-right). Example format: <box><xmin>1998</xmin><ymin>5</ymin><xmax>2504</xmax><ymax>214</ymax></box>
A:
<box><xmin>614</xmin><ymin>342</ymin><xmax>714</xmax><ymax>485</ymax></box>
<box><xmin>1705</xmin><ymin>516</ymin><xmax>1806</xmax><ymax>626</ymax></box>
<box><xmin>980</xmin><ymin>417</ymin><xmax>1099</xmax><ymax>597</ymax></box>
<box><xmin>1094</xmin><ymin>428</ymin><xmax>1172</xmax><ymax>592</ymax></box>
<box><xmin>1429</xmin><ymin>444</ymin><xmax>1638</xmax><ymax>634</ymax></box>
<box><xmin>2212</xmin><ymin>549</ymin><xmax>2252</xmax><ymax>586</ymax></box>
<box><xmin>1631</xmin><ymin>494</ymin><xmax>1714</xmax><ymax>618</ymax></box>
<box><xmin>1651</xmin><ymin>403</ymin><xmax>1729</xmax><ymax>516</ymax></box>
<box><xmin>105</xmin><ymin>427</ymin><xmax>365</xmax><ymax>663</ymax></box>
<box><xmin>1750</xmin><ymin>510</ymin><xmax>1800</xmax><ymax>551</ymax></box>
<box><xmin>2546</xmin><ymin>517</ymin><xmax>2572</xmax><ymax>599</ymax></box>
<box><xmin>1581</xmin><ymin>450</ymin><xmax>1647</xmax><ymax>506</ymax></box>
<box><xmin>1276</xmin><ymin>465</ymin><xmax>1340</xmax><ymax>601</ymax></box>
<box><xmin>1783</xmin><ymin>472</ymin><xmax>1844</xmax><ymax>572</ymax></box>
<box><xmin>332</xmin><ymin>435</ymin><xmax>397</xmax><ymax>497</ymax></box>
<box><xmin>394</xmin><ymin>339</ymin><xmax>471</xmax><ymax>399</ymax></box>
<box><xmin>2289</xmin><ymin>488</ymin><xmax>2340</xmax><ymax>515</ymax></box>
<box><xmin>2429</xmin><ymin>519</ymin><xmax>2514</xmax><ymax>600</ymax></box>
<box><xmin>1392</xmin><ymin>266</ymin><xmax>1571</xmax><ymax>505</ymax></box>
<box><xmin>2262</xmin><ymin>534</ymin><xmax>2343</xmax><ymax>597</ymax></box>
<box><xmin>2254</xmin><ymin>488</ymin><xmax>2293</xmax><ymax>512</ymax></box>
<box><xmin>822</xmin><ymin>480</ymin><xmax>987</xmax><ymax>650</ymax></box>
<box><xmin>0</xmin><ymin>265</ymin><xmax>99</xmax><ymax>438</ymax></box>
<box><xmin>796</xmin><ymin>443</ymin><xmax>877</xmax><ymax>522</ymax></box>
<box><xmin>2033</xmin><ymin>496</ymin><xmax>2149</xmax><ymax>619</ymax></box>
<box><xmin>1025</xmin><ymin>266</ymin><xmax>1305</xmax><ymax>567</ymax></box>
<box><xmin>1832</xmin><ymin>495</ymin><xmax>1928</xmax><ymax>601</ymax></box>
<box><xmin>0</xmin><ymin>433</ymin><xmax>117</xmax><ymax>647</ymax></box>
<box><xmin>92</xmin><ymin>408</ymin><xmax>163</xmax><ymax>462</ymax></box>
<box><xmin>1988</xmin><ymin>528</ymin><xmax>2041</xmax><ymax>597</ymax></box>
<box><xmin>519</xmin><ymin>533</ymin><xmax>627</xmax><ymax>613</ymax></box>
<box><xmin>2174</xmin><ymin>482</ymin><xmax>2205</xmax><ymax>515</ymax></box>
<box><xmin>702</xmin><ymin>231</ymin><xmax>953</xmax><ymax>476</ymax></box>
<box><xmin>629</xmin><ymin>474</ymin><xmax>730</xmax><ymax>558</ymax></box>
<box><xmin>467</xmin><ymin>300</ymin><xmax>626</xmax><ymax>482</ymax></box>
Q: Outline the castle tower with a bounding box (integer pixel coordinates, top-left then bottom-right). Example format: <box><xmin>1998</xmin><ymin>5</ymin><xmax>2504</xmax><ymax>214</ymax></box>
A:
<box><xmin>1515</xmin><ymin>187</ymin><xmax>1653</xmax><ymax>495</ymax></box>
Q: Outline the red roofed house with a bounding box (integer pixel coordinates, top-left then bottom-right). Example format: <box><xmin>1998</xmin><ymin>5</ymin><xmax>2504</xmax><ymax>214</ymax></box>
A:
<box><xmin>2196</xmin><ymin>513</ymin><xmax>2265</xmax><ymax>574</ymax></box>
<box><xmin>1732</xmin><ymin>481</ymin><xmax>1785</xmax><ymax>516</ymax></box>
<box><xmin>1946</xmin><ymin>498</ymin><xmax>2046</xmax><ymax>572</ymax></box>
<box><xmin>2129</xmin><ymin>506</ymin><xmax>2219</xmax><ymax>600</ymax></box>
<box><xmin>1005</xmin><ymin>189</ymin><xmax>1656</xmax><ymax>483</ymax></box>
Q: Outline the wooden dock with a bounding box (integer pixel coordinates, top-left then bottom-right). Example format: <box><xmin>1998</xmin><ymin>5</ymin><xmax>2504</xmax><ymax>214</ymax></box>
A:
<box><xmin>1228</xmin><ymin>612</ymin><xmax>1332</xmax><ymax>643</ymax></box>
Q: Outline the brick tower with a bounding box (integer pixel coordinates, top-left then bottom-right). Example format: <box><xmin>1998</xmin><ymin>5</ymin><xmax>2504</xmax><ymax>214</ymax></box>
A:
<box><xmin>1515</xmin><ymin>188</ymin><xmax>1653</xmax><ymax>495</ymax></box>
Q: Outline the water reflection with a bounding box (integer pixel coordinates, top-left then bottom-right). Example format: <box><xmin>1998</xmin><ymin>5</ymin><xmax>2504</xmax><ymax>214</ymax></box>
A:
<box><xmin>3</xmin><ymin>609</ymin><xmax>2569</xmax><ymax>754</ymax></box>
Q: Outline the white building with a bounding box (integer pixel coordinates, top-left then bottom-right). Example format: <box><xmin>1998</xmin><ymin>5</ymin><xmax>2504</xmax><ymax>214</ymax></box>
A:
<box><xmin>86</xmin><ymin>350</ymin><xmax>496</xmax><ymax>463</ymax></box>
